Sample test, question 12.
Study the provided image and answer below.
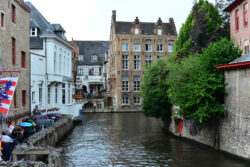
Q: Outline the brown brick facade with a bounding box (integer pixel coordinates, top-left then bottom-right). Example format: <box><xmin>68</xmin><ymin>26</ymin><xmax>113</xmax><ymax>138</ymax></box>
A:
<box><xmin>0</xmin><ymin>0</ymin><xmax>30</xmax><ymax>126</ymax></box>
<box><xmin>107</xmin><ymin>10</ymin><xmax>177</xmax><ymax>112</ymax></box>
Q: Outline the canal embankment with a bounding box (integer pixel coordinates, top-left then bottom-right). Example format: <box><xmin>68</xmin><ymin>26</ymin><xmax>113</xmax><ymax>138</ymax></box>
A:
<box><xmin>0</xmin><ymin>115</ymin><xmax>74</xmax><ymax>167</ymax></box>
<box><xmin>163</xmin><ymin>106</ymin><xmax>250</xmax><ymax>161</ymax></box>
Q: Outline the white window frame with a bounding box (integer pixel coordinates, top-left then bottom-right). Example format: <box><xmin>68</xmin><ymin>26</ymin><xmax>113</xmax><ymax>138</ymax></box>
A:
<box><xmin>133</xmin><ymin>43</ymin><xmax>141</xmax><ymax>52</ymax></box>
<box><xmin>122</xmin><ymin>55</ymin><xmax>129</xmax><ymax>70</ymax></box>
<box><xmin>134</xmin><ymin>76</ymin><xmax>140</xmax><ymax>92</ymax></box>
<box><xmin>122</xmin><ymin>96</ymin><xmax>130</xmax><ymax>105</ymax></box>
<box><xmin>1</xmin><ymin>11</ymin><xmax>5</xmax><ymax>29</ymax></box>
<box><xmin>79</xmin><ymin>55</ymin><xmax>83</xmax><ymax>61</ymax></box>
<box><xmin>134</xmin><ymin>55</ymin><xmax>141</xmax><ymax>70</ymax></box>
<box><xmin>134</xmin><ymin>96</ymin><xmax>141</xmax><ymax>105</ymax></box>
<box><xmin>122</xmin><ymin>43</ymin><xmax>129</xmax><ymax>51</ymax></box>
<box><xmin>168</xmin><ymin>44</ymin><xmax>174</xmax><ymax>53</ymax></box>
<box><xmin>145</xmin><ymin>55</ymin><xmax>152</xmax><ymax>67</ymax></box>
<box><xmin>30</xmin><ymin>27</ymin><xmax>37</xmax><ymax>37</ymax></box>
<box><xmin>92</xmin><ymin>55</ymin><xmax>97</xmax><ymax>61</ymax></box>
<box><xmin>157</xmin><ymin>44</ymin><xmax>163</xmax><ymax>52</ymax></box>
<box><xmin>145</xmin><ymin>44</ymin><xmax>152</xmax><ymax>52</ymax></box>
<box><xmin>122</xmin><ymin>76</ymin><xmax>129</xmax><ymax>92</ymax></box>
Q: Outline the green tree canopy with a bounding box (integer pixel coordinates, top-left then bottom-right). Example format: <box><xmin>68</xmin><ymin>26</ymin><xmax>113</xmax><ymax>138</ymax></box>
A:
<box><xmin>140</xmin><ymin>59</ymin><xmax>171</xmax><ymax>118</ymax></box>
<box><xmin>168</xmin><ymin>39</ymin><xmax>241</xmax><ymax>123</ymax></box>
<box><xmin>174</xmin><ymin>0</ymin><xmax>224</xmax><ymax>59</ymax></box>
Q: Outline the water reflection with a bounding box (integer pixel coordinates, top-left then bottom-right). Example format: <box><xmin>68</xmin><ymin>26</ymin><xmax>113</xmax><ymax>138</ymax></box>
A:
<box><xmin>60</xmin><ymin>113</ymin><xmax>249</xmax><ymax>167</ymax></box>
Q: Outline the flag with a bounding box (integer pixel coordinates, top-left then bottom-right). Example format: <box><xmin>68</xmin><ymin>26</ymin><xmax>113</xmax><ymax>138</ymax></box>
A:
<box><xmin>0</xmin><ymin>77</ymin><xmax>18</xmax><ymax>115</ymax></box>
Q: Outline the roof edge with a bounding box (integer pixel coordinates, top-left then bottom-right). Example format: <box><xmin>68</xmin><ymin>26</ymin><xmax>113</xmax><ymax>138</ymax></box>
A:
<box><xmin>16</xmin><ymin>0</ymin><xmax>31</xmax><ymax>12</ymax></box>
<box><xmin>224</xmin><ymin>0</ymin><xmax>244</xmax><ymax>12</ymax></box>
<box><xmin>216</xmin><ymin>61</ymin><xmax>250</xmax><ymax>69</ymax></box>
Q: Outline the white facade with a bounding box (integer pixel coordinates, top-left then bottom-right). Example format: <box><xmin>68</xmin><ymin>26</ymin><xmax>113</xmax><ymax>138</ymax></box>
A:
<box><xmin>30</xmin><ymin>36</ymin><xmax>81</xmax><ymax>117</ymax></box>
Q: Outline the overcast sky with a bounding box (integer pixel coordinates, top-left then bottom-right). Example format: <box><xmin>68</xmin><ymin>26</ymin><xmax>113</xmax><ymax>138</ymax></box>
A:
<box><xmin>27</xmin><ymin>0</ymin><xmax>216</xmax><ymax>41</ymax></box>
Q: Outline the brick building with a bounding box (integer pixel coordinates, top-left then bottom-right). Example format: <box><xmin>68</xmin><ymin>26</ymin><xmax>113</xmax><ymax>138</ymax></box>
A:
<box><xmin>225</xmin><ymin>0</ymin><xmax>250</xmax><ymax>54</ymax></box>
<box><xmin>0</xmin><ymin>0</ymin><xmax>31</xmax><ymax>128</ymax></box>
<box><xmin>107</xmin><ymin>10</ymin><xmax>177</xmax><ymax>112</ymax></box>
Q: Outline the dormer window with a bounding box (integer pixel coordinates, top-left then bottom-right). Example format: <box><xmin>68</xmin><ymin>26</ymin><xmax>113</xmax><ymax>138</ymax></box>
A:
<box><xmin>135</xmin><ymin>28</ymin><xmax>139</xmax><ymax>35</ymax></box>
<box><xmin>157</xmin><ymin>29</ymin><xmax>162</xmax><ymax>35</ymax></box>
<box><xmin>30</xmin><ymin>27</ymin><xmax>37</xmax><ymax>36</ymax></box>
<box><xmin>79</xmin><ymin>55</ymin><xmax>83</xmax><ymax>61</ymax></box>
<box><xmin>92</xmin><ymin>55</ymin><xmax>97</xmax><ymax>61</ymax></box>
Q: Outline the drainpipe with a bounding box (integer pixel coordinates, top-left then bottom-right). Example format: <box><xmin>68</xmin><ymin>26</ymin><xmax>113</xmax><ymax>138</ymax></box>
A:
<box><xmin>45</xmin><ymin>38</ymin><xmax>48</xmax><ymax>113</ymax></box>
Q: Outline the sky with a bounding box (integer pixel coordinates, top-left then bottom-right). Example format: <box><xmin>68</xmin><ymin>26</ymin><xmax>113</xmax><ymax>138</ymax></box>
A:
<box><xmin>27</xmin><ymin>0</ymin><xmax>216</xmax><ymax>41</ymax></box>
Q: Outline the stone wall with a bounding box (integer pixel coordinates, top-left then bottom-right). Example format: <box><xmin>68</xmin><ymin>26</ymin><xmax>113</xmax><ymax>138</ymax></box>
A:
<box><xmin>167</xmin><ymin>68</ymin><xmax>250</xmax><ymax>160</ymax></box>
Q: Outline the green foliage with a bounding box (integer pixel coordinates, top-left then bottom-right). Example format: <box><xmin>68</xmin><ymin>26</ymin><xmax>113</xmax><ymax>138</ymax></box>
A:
<box><xmin>167</xmin><ymin>39</ymin><xmax>242</xmax><ymax>123</ymax></box>
<box><xmin>174</xmin><ymin>0</ymin><xmax>223</xmax><ymax>59</ymax></box>
<box><xmin>140</xmin><ymin>59</ymin><xmax>171</xmax><ymax>118</ymax></box>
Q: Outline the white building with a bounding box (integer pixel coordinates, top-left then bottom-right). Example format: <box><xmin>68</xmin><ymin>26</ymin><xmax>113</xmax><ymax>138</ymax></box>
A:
<box><xmin>27</xmin><ymin>2</ymin><xmax>81</xmax><ymax>117</ymax></box>
<box><xmin>74</xmin><ymin>41</ymin><xmax>109</xmax><ymax>112</ymax></box>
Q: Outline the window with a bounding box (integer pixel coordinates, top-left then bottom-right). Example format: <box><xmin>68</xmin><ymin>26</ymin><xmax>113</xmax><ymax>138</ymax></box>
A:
<box><xmin>235</xmin><ymin>9</ymin><xmax>239</xmax><ymax>31</ymax></box>
<box><xmin>97</xmin><ymin>104</ymin><xmax>102</xmax><ymax>109</ymax></box>
<box><xmin>89</xmin><ymin>67</ymin><xmax>94</xmax><ymax>76</ymax></box>
<box><xmin>157</xmin><ymin>44</ymin><xmax>163</xmax><ymax>52</ymax></box>
<box><xmin>134</xmin><ymin>43</ymin><xmax>140</xmax><ymax>52</ymax></box>
<box><xmin>1</xmin><ymin>12</ymin><xmax>4</xmax><ymax>28</ymax></box>
<box><xmin>244</xmin><ymin>3</ymin><xmax>248</xmax><ymax>27</ymax></box>
<box><xmin>77</xmin><ymin>66</ymin><xmax>83</xmax><ymax>76</ymax></box>
<box><xmin>157</xmin><ymin>29</ymin><xmax>162</xmax><ymax>35</ymax></box>
<box><xmin>134</xmin><ymin>76</ymin><xmax>140</xmax><ymax>92</ymax></box>
<box><xmin>62</xmin><ymin>84</ymin><xmax>65</xmax><ymax>104</ymax></box>
<box><xmin>11</xmin><ymin>5</ymin><xmax>15</xmax><ymax>24</ymax></box>
<box><xmin>12</xmin><ymin>38</ymin><xmax>15</xmax><ymax>65</ymax></box>
<box><xmin>122</xmin><ymin>43</ymin><xmax>129</xmax><ymax>51</ymax></box>
<box><xmin>122</xmin><ymin>76</ymin><xmax>129</xmax><ymax>92</ymax></box>
<box><xmin>135</xmin><ymin>28</ymin><xmax>139</xmax><ymax>35</ymax></box>
<box><xmin>30</xmin><ymin>28</ymin><xmax>37</xmax><ymax>36</ymax></box>
<box><xmin>39</xmin><ymin>84</ymin><xmax>42</xmax><ymax>105</ymax></box>
<box><xmin>32</xmin><ymin>92</ymin><xmax>35</xmax><ymax>103</ymax></box>
<box><xmin>145</xmin><ymin>55</ymin><xmax>152</xmax><ymax>67</ymax></box>
<box><xmin>48</xmin><ymin>86</ymin><xmax>50</xmax><ymax>104</ymax></box>
<box><xmin>55</xmin><ymin>84</ymin><xmax>58</xmax><ymax>104</ymax></box>
<box><xmin>99</xmin><ymin>67</ymin><xmax>102</xmax><ymax>76</ymax></box>
<box><xmin>134</xmin><ymin>96</ymin><xmax>141</xmax><ymax>105</ymax></box>
<box><xmin>122</xmin><ymin>55</ymin><xmax>129</xmax><ymax>70</ymax></box>
<box><xmin>54</xmin><ymin>48</ymin><xmax>57</xmax><ymax>73</ymax></box>
<box><xmin>134</xmin><ymin>55</ymin><xmax>141</xmax><ymax>70</ymax></box>
<box><xmin>245</xmin><ymin>45</ymin><xmax>249</xmax><ymax>54</ymax></box>
<box><xmin>59</xmin><ymin>50</ymin><xmax>62</xmax><ymax>74</ymax></box>
<box><xmin>22</xmin><ymin>90</ymin><xmax>26</xmax><ymax>107</ymax></box>
<box><xmin>79</xmin><ymin>55</ymin><xmax>83</xmax><ymax>61</ymax></box>
<box><xmin>14</xmin><ymin>91</ymin><xmax>17</xmax><ymax>108</ymax></box>
<box><xmin>68</xmin><ymin>84</ymin><xmax>71</xmax><ymax>104</ymax></box>
<box><xmin>145</xmin><ymin>44</ymin><xmax>152</xmax><ymax>52</ymax></box>
<box><xmin>122</xmin><ymin>96</ymin><xmax>129</xmax><ymax>105</ymax></box>
<box><xmin>92</xmin><ymin>55</ymin><xmax>97</xmax><ymax>61</ymax></box>
<box><xmin>21</xmin><ymin>51</ymin><xmax>25</xmax><ymax>68</ymax></box>
<box><xmin>168</xmin><ymin>44</ymin><xmax>174</xmax><ymax>53</ymax></box>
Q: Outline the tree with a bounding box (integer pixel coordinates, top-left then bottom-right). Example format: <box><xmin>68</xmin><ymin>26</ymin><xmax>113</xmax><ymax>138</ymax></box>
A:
<box><xmin>174</xmin><ymin>0</ymin><xmax>223</xmax><ymax>60</ymax></box>
<box><xmin>167</xmin><ymin>39</ymin><xmax>242</xmax><ymax>123</ymax></box>
<box><xmin>140</xmin><ymin>59</ymin><xmax>171</xmax><ymax>118</ymax></box>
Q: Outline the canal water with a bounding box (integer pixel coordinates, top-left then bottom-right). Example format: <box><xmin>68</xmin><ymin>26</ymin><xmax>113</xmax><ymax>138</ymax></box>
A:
<box><xmin>60</xmin><ymin>113</ymin><xmax>249</xmax><ymax>167</ymax></box>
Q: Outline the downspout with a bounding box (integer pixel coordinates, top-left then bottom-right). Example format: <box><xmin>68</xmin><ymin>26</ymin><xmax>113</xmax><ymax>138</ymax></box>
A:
<box><xmin>45</xmin><ymin>38</ymin><xmax>48</xmax><ymax>112</ymax></box>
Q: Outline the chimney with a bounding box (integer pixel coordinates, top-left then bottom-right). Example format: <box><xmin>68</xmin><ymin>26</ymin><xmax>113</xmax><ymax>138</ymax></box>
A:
<box><xmin>169</xmin><ymin>18</ymin><xmax>177</xmax><ymax>35</ymax></box>
<box><xmin>112</xmin><ymin>10</ymin><xmax>116</xmax><ymax>22</ymax></box>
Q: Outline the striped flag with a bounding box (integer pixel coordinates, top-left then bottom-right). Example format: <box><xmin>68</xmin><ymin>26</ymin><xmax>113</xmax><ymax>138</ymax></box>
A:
<box><xmin>0</xmin><ymin>77</ymin><xmax>18</xmax><ymax>115</ymax></box>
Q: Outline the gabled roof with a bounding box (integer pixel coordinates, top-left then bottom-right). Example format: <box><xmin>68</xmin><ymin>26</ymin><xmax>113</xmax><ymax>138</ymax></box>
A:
<box><xmin>16</xmin><ymin>0</ymin><xmax>31</xmax><ymax>12</ymax></box>
<box><xmin>224</xmin><ymin>0</ymin><xmax>244</xmax><ymax>12</ymax></box>
<box><xmin>25</xmin><ymin>1</ymin><xmax>69</xmax><ymax>49</ymax></box>
<box><xmin>115</xmin><ymin>21</ymin><xmax>176</xmax><ymax>35</ymax></box>
<box><xmin>216</xmin><ymin>53</ymin><xmax>250</xmax><ymax>69</ymax></box>
<box><xmin>76</xmin><ymin>41</ymin><xmax>109</xmax><ymax>66</ymax></box>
